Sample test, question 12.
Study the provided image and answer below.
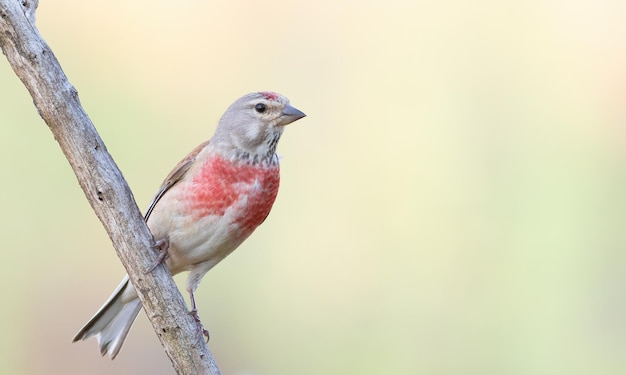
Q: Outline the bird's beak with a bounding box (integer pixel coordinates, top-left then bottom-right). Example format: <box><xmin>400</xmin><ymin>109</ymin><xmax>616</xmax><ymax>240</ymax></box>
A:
<box><xmin>277</xmin><ymin>104</ymin><xmax>306</xmax><ymax>126</ymax></box>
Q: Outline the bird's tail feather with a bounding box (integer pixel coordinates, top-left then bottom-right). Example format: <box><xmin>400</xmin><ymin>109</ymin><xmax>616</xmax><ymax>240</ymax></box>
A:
<box><xmin>73</xmin><ymin>275</ymin><xmax>142</xmax><ymax>359</ymax></box>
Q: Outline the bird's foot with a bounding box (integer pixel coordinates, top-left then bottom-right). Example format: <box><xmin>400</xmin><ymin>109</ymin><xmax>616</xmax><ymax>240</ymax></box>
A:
<box><xmin>145</xmin><ymin>237</ymin><xmax>170</xmax><ymax>273</ymax></box>
<box><xmin>190</xmin><ymin>309</ymin><xmax>210</xmax><ymax>343</ymax></box>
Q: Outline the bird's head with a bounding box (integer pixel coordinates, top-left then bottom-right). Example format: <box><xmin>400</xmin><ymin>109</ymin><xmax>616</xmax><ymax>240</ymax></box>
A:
<box><xmin>212</xmin><ymin>92</ymin><xmax>306</xmax><ymax>164</ymax></box>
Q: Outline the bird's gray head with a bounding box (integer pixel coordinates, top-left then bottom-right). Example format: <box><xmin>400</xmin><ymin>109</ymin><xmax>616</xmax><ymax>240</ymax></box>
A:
<box><xmin>211</xmin><ymin>92</ymin><xmax>306</xmax><ymax>164</ymax></box>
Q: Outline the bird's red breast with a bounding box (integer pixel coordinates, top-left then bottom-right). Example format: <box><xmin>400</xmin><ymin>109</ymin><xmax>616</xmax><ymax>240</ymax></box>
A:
<box><xmin>186</xmin><ymin>155</ymin><xmax>280</xmax><ymax>237</ymax></box>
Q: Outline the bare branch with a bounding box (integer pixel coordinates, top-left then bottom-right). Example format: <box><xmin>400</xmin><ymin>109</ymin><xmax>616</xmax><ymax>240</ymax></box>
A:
<box><xmin>0</xmin><ymin>1</ymin><xmax>220</xmax><ymax>374</ymax></box>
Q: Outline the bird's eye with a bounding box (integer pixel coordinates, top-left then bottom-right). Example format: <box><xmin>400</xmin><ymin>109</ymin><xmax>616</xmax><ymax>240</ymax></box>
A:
<box><xmin>254</xmin><ymin>103</ymin><xmax>267</xmax><ymax>113</ymax></box>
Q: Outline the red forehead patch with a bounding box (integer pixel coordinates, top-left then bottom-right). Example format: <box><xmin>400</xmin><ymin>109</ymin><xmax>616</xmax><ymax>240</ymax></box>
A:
<box><xmin>260</xmin><ymin>91</ymin><xmax>279</xmax><ymax>101</ymax></box>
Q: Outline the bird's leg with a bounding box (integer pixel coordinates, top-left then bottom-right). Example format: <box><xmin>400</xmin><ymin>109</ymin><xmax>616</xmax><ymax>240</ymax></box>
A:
<box><xmin>145</xmin><ymin>236</ymin><xmax>170</xmax><ymax>273</ymax></box>
<box><xmin>189</xmin><ymin>291</ymin><xmax>210</xmax><ymax>343</ymax></box>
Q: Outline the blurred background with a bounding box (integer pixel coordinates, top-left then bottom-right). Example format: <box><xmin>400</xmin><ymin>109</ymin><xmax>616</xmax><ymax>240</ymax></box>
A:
<box><xmin>1</xmin><ymin>0</ymin><xmax>626</xmax><ymax>374</ymax></box>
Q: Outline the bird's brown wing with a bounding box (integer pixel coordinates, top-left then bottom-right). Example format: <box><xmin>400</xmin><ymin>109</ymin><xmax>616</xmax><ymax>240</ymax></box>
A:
<box><xmin>144</xmin><ymin>140</ymin><xmax>210</xmax><ymax>221</ymax></box>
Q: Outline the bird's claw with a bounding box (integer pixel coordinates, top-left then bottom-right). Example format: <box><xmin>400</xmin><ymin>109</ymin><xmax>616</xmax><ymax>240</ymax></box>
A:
<box><xmin>145</xmin><ymin>237</ymin><xmax>170</xmax><ymax>273</ymax></box>
<box><xmin>190</xmin><ymin>309</ymin><xmax>210</xmax><ymax>343</ymax></box>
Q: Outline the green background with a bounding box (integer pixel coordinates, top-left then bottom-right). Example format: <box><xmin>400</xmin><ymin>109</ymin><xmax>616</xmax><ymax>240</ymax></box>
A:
<box><xmin>1</xmin><ymin>0</ymin><xmax>625</xmax><ymax>374</ymax></box>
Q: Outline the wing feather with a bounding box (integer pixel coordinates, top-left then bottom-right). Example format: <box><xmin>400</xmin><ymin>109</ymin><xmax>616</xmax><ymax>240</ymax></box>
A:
<box><xmin>144</xmin><ymin>140</ymin><xmax>210</xmax><ymax>221</ymax></box>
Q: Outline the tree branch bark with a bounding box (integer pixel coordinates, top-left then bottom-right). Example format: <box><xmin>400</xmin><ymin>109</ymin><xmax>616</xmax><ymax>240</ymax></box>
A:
<box><xmin>0</xmin><ymin>1</ymin><xmax>220</xmax><ymax>374</ymax></box>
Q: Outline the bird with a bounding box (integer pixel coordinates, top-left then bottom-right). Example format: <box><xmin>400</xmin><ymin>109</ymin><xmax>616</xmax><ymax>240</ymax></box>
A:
<box><xmin>72</xmin><ymin>91</ymin><xmax>305</xmax><ymax>359</ymax></box>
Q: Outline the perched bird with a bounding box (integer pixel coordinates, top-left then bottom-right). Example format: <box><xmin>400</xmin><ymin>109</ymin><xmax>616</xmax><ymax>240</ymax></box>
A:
<box><xmin>73</xmin><ymin>91</ymin><xmax>305</xmax><ymax>358</ymax></box>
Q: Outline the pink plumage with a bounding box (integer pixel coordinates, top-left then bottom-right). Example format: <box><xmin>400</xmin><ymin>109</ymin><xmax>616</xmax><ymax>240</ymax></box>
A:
<box><xmin>260</xmin><ymin>91</ymin><xmax>280</xmax><ymax>101</ymax></box>
<box><xmin>188</xmin><ymin>155</ymin><xmax>280</xmax><ymax>230</ymax></box>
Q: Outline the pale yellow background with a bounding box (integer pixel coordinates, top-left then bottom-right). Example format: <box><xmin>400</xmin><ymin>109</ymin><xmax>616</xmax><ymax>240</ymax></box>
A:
<box><xmin>1</xmin><ymin>0</ymin><xmax>625</xmax><ymax>374</ymax></box>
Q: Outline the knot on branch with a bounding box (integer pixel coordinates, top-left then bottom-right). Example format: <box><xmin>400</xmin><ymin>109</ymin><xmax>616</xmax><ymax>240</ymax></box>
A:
<box><xmin>21</xmin><ymin>0</ymin><xmax>38</xmax><ymax>23</ymax></box>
